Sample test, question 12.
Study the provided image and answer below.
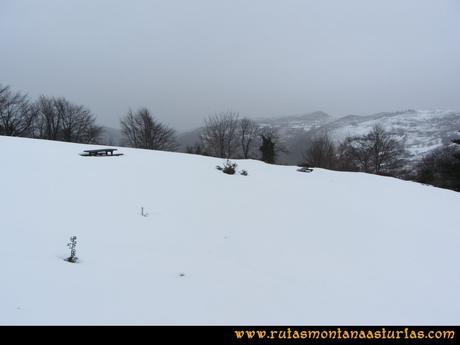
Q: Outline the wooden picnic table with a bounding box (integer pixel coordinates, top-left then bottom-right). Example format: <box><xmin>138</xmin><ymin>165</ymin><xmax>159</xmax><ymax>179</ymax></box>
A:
<box><xmin>80</xmin><ymin>148</ymin><xmax>123</xmax><ymax>157</ymax></box>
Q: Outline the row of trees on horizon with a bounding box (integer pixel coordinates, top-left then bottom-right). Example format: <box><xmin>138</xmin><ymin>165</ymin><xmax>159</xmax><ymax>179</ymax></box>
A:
<box><xmin>1</xmin><ymin>83</ymin><xmax>459</xmax><ymax>191</ymax></box>
<box><xmin>0</xmin><ymin>83</ymin><xmax>286</xmax><ymax>163</ymax></box>
<box><xmin>0</xmin><ymin>84</ymin><xmax>102</xmax><ymax>143</ymax></box>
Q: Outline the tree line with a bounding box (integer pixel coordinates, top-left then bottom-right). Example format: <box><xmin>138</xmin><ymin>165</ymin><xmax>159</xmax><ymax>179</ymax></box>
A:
<box><xmin>0</xmin><ymin>83</ymin><xmax>286</xmax><ymax>163</ymax></box>
<box><xmin>414</xmin><ymin>134</ymin><xmax>460</xmax><ymax>191</ymax></box>
<box><xmin>1</xmin><ymin>83</ymin><xmax>459</xmax><ymax>191</ymax></box>
<box><xmin>187</xmin><ymin>111</ymin><xmax>286</xmax><ymax>164</ymax></box>
<box><xmin>301</xmin><ymin>126</ymin><xmax>405</xmax><ymax>176</ymax></box>
<box><xmin>301</xmin><ymin>127</ymin><xmax>460</xmax><ymax>191</ymax></box>
<box><xmin>0</xmin><ymin>84</ymin><xmax>102</xmax><ymax>143</ymax></box>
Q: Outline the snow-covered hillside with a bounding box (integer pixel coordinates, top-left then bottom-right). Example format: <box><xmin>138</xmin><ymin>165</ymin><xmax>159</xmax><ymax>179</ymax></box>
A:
<box><xmin>258</xmin><ymin>111</ymin><xmax>332</xmax><ymax>136</ymax></box>
<box><xmin>317</xmin><ymin>110</ymin><xmax>460</xmax><ymax>160</ymax></box>
<box><xmin>1</xmin><ymin>136</ymin><xmax>460</xmax><ymax>325</ymax></box>
<box><xmin>276</xmin><ymin>109</ymin><xmax>460</xmax><ymax>164</ymax></box>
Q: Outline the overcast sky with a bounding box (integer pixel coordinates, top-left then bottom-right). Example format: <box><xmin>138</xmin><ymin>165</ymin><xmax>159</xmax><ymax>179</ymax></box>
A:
<box><xmin>1</xmin><ymin>0</ymin><xmax>459</xmax><ymax>131</ymax></box>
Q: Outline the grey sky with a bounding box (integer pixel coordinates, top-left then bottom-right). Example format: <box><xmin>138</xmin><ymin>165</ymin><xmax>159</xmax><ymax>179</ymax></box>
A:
<box><xmin>1</xmin><ymin>0</ymin><xmax>459</xmax><ymax>131</ymax></box>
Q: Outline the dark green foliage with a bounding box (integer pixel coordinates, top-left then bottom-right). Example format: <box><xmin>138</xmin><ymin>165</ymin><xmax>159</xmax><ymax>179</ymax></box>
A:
<box><xmin>260</xmin><ymin>135</ymin><xmax>276</xmax><ymax>164</ymax></box>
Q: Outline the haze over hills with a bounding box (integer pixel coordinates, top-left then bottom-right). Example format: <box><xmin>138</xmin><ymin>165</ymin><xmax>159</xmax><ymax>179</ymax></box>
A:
<box><xmin>99</xmin><ymin>126</ymin><xmax>125</xmax><ymax>146</ymax></box>
<box><xmin>2</xmin><ymin>0</ymin><xmax>459</xmax><ymax>329</ymax></box>
<box><xmin>257</xmin><ymin>111</ymin><xmax>333</xmax><ymax>135</ymax></box>
<box><xmin>98</xmin><ymin>109</ymin><xmax>460</xmax><ymax>165</ymax></box>
<box><xmin>283</xmin><ymin>109</ymin><xmax>460</xmax><ymax>164</ymax></box>
<box><xmin>172</xmin><ymin>109</ymin><xmax>460</xmax><ymax>165</ymax></box>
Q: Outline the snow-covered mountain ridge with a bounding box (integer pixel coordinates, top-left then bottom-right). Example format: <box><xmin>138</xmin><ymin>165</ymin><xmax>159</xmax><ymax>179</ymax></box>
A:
<box><xmin>267</xmin><ymin>109</ymin><xmax>460</xmax><ymax>164</ymax></box>
<box><xmin>317</xmin><ymin>109</ymin><xmax>460</xmax><ymax>159</ymax></box>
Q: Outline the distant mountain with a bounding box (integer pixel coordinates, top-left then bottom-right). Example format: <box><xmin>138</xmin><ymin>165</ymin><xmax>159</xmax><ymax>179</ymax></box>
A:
<box><xmin>173</xmin><ymin>109</ymin><xmax>460</xmax><ymax>166</ymax></box>
<box><xmin>100</xmin><ymin>125</ymin><xmax>201</xmax><ymax>150</ymax></box>
<box><xmin>177</xmin><ymin>127</ymin><xmax>203</xmax><ymax>151</ymax></box>
<box><xmin>309</xmin><ymin>109</ymin><xmax>460</xmax><ymax>161</ymax></box>
<box><xmin>257</xmin><ymin>111</ymin><xmax>333</xmax><ymax>136</ymax></box>
<box><xmin>176</xmin><ymin>111</ymin><xmax>333</xmax><ymax>160</ymax></box>
<box><xmin>99</xmin><ymin>126</ymin><xmax>124</xmax><ymax>146</ymax></box>
<box><xmin>269</xmin><ymin>109</ymin><xmax>460</xmax><ymax>164</ymax></box>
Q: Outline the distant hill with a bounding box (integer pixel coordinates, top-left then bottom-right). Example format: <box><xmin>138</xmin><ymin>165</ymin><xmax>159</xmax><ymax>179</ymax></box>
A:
<box><xmin>304</xmin><ymin>109</ymin><xmax>460</xmax><ymax>163</ymax></box>
<box><xmin>141</xmin><ymin>109</ymin><xmax>460</xmax><ymax>166</ymax></box>
<box><xmin>257</xmin><ymin>111</ymin><xmax>332</xmax><ymax>132</ymax></box>
<box><xmin>99</xmin><ymin>126</ymin><xmax>124</xmax><ymax>146</ymax></box>
<box><xmin>177</xmin><ymin>127</ymin><xmax>204</xmax><ymax>151</ymax></box>
<box><xmin>176</xmin><ymin>111</ymin><xmax>333</xmax><ymax>162</ymax></box>
<box><xmin>255</xmin><ymin>109</ymin><xmax>460</xmax><ymax>164</ymax></box>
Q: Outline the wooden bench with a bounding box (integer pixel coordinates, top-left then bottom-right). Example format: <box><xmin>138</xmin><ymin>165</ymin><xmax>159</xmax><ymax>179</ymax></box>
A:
<box><xmin>80</xmin><ymin>148</ymin><xmax>123</xmax><ymax>157</ymax></box>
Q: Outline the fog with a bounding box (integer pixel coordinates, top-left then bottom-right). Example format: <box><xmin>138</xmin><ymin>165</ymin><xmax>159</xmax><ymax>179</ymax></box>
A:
<box><xmin>1</xmin><ymin>0</ymin><xmax>459</xmax><ymax>130</ymax></box>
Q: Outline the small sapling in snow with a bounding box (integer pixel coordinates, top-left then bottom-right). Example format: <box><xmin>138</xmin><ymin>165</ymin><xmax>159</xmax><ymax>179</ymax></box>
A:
<box><xmin>65</xmin><ymin>236</ymin><xmax>78</xmax><ymax>263</ymax></box>
<box><xmin>141</xmin><ymin>207</ymin><xmax>149</xmax><ymax>217</ymax></box>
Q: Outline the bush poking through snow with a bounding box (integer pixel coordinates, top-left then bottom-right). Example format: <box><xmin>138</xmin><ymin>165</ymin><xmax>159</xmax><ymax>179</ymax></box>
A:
<box><xmin>65</xmin><ymin>236</ymin><xmax>78</xmax><ymax>263</ymax></box>
<box><xmin>216</xmin><ymin>160</ymin><xmax>238</xmax><ymax>175</ymax></box>
<box><xmin>240</xmin><ymin>169</ymin><xmax>248</xmax><ymax>176</ymax></box>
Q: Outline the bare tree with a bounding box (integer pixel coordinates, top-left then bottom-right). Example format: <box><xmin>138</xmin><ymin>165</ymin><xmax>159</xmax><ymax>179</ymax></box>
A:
<box><xmin>338</xmin><ymin>125</ymin><xmax>404</xmax><ymax>175</ymax></box>
<box><xmin>238</xmin><ymin>118</ymin><xmax>260</xmax><ymax>159</ymax></box>
<box><xmin>337</xmin><ymin>136</ymin><xmax>370</xmax><ymax>172</ymax></box>
<box><xmin>33</xmin><ymin>96</ymin><xmax>61</xmax><ymax>140</ymax></box>
<box><xmin>56</xmin><ymin>98</ymin><xmax>102</xmax><ymax>143</ymax></box>
<box><xmin>370</xmin><ymin>125</ymin><xmax>403</xmax><ymax>174</ymax></box>
<box><xmin>120</xmin><ymin>108</ymin><xmax>178</xmax><ymax>151</ymax></box>
<box><xmin>201</xmin><ymin>111</ymin><xmax>239</xmax><ymax>158</ymax></box>
<box><xmin>33</xmin><ymin>96</ymin><xmax>102</xmax><ymax>143</ymax></box>
<box><xmin>0</xmin><ymin>84</ymin><xmax>35</xmax><ymax>137</ymax></box>
<box><xmin>302</xmin><ymin>132</ymin><xmax>337</xmax><ymax>169</ymax></box>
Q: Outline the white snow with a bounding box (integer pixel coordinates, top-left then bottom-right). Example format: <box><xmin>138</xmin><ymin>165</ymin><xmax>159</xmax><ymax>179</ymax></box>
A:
<box><xmin>326</xmin><ymin>110</ymin><xmax>460</xmax><ymax>161</ymax></box>
<box><xmin>1</xmin><ymin>135</ymin><xmax>459</xmax><ymax>325</ymax></box>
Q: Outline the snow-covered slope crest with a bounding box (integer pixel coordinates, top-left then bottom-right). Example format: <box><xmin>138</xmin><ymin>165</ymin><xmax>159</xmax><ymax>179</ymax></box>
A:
<box><xmin>1</xmin><ymin>136</ymin><xmax>459</xmax><ymax>325</ymax></box>
<box><xmin>312</xmin><ymin>109</ymin><xmax>460</xmax><ymax>160</ymax></box>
